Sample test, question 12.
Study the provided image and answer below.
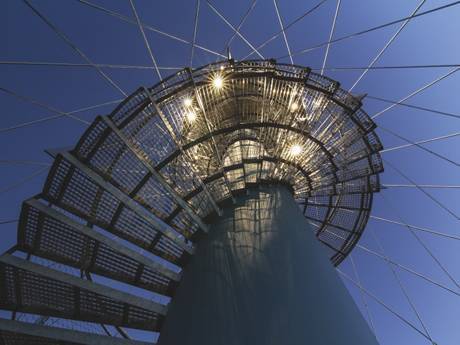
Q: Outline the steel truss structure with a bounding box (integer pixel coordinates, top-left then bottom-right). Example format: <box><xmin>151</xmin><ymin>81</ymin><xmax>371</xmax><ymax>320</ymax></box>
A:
<box><xmin>0</xmin><ymin>59</ymin><xmax>383</xmax><ymax>344</ymax></box>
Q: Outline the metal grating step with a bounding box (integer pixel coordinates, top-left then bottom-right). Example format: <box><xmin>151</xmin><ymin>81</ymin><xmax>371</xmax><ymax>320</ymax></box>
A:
<box><xmin>17</xmin><ymin>199</ymin><xmax>180</xmax><ymax>296</ymax></box>
<box><xmin>0</xmin><ymin>255</ymin><xmax>166</xmax><ymax>331</ymax></box>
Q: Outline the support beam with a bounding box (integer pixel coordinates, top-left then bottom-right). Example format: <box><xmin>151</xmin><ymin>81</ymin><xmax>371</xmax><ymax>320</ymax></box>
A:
<box><xmin>372</xmin><ymin>65</ymin><xmax>460</xmax><ymax>119</ymax></box>
<box><xmin>0</xmin><ymin>167</ymin><xmax>48</xmax><ymax>196</ymax></box>
<box><xmin>273</xmin><ymin>0</ymin><xmax>293</xmax><ymax>64</ymax></box>
<box><xmin>222</xmin><ymin>0</ymin><xmax>257</xmax><ymax>54</ymax></box>
<box><xmin>381</xmin><ymin>132</ymin><xmax>460</xmax><ymax>153</ymax></box>
<box><xmin>278</xmin><ymin>1</ymin><xmax>460</xmax><ymax>60</ymax></box>
<box><xmin>76</xmin><ymin>0</ymin><xmax>226</xmax><ymax>59</ymax></box>
<box><xmin>366</xmin><ymin>95</ymin><xmax>460</xmax><ymax>120</ymax></box>
<box><xmin>0</xmin><ymin>86</ymin><xmax>90</xmax><ymax>126</ymax></box>
<box><xmin>23</xmin><ymin>0</ymin><xmax>128</xmax><ymax>97</ymax></box>
<box><xmin>383</xmin><ymin>184</ymin><xmax>460</xmax><ymax>189</ymax></box>
<box><xmin>323</xmin><ymin>228</ymin><xmax>460</xmax><ymax>297</ymax></box>
<box><xmin>205</xmin><ymin>0</ymin><xmax>264</xmax><ymax>59</ymax></box>
<box><xmin>337</xmin><ymin>270</ymin><xmax>432</xmax><ymax>342</ymax></box>
<box><xmin>321</xmin><ymin>0</ymin><xmax>341</xmax><ymax>75</ymax></box>
<box><xmin>0</xmin><ymin>60</ymin><xmax>182</xmax><ymax>70</ymax></box>
<box><xmin>0</xmin><ymin>99</ymin><xmax>122</xmax><ymax>134</ymax></box>
<box><xmin>348</xmin><ymin>0</ymin><xmax>426</xmax><ymax>91</ymax></box>
<box><xmin>370</xmin><ymin>228</ymin><xmax>433</xmax><ymax>341</ymax></box>
<box><xmin>59</xmin><ymin>151</ymin><xmax>194</xmax><ymax>254</ymax></box>
<box><xmin>241</xmin><ymin>0</ymin><xmax>328</xmax><ymax>60</ymax></box>
<box><xmin>379</xmin><ymin>126</ymin><xmax>458</xmax><ymax>167</ymax></box>
<box><xmin>0</xmin><ymin>318</ymin><xmax>152</xmax><ymax>345</ymax></box>
<box><xmin>384</xmin><ymin>159</ymin><xmax>459</xmax><ymax>220</ymax></box>
<box><xmin>190</xmin><ymin>0</ymin><xmax>200</xmax><ymax>67</ymax></box>
<box><xmin>25</xmin><ymin>198</ymin><xmax>181</xmax><ymax>281</ymax></box>
<box><xmin>128</xmin><ymin>0</ymin><xmax>162</xmax><ymax>81</ymax></box>
<box><xmin>370</xmin><ymin>215</ymin><xmax>460</xmax><ymax>241</ymax></box>
<box><xmin>349</xmin><ymin>254</ymin><xmax>377</xmax><ymax>336</ymax></box>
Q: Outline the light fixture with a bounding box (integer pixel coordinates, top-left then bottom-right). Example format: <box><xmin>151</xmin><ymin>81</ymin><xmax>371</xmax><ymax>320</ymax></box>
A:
<box><xmin>184</xmin><ymin>98</ymin><xmax>193</xmax><ymax>107</ymax></box>
<box><xmin>290</xmin><ymin>103</ymin><xmax>299</xmax><ymax>112</ymax></box>
<box><xmin>290</xmin><ymin>144</ymin><xmax>302</xmax><ymax>157</ymax></box>
<box><xmin>186</xmin><ymin>110</ymin><xmax>197</xmax><ymax>123</ymax></box>
<box><xmin>212</xmin><ymin>75</ymin><xmax>224</xmax><ymax>89</ymax></box>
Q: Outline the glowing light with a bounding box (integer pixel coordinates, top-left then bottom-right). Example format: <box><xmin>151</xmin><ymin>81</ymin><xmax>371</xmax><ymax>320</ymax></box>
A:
<box><xmin>290</xmin><ymin>103</ymin><xmax>299</xmax><ymax>112</ymax></box>
<box><xmin>290</xmin><ymin>144</ymin><xmax>302</xmax><ymax>156</ymax></box>
<box><xmin>184</xmin><ymin>98</ymin><xmax>193</xmax><ymax>107</ymax></box>
<box><xmin>212</xmin><ymin>75</ymin><xmax>224</xmax><ymax>89</ymax></box>
<box><xmin>186</xmin><ymin>110</ymin><xmax>197</xmax><ymax>123</ymax></box>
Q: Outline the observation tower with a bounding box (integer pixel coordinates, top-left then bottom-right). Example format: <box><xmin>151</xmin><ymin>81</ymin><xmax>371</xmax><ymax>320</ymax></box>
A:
<box><xmin>0</xmin><ymin>60</ymin><xmax>383</xmax><ymax>344</ymax></box>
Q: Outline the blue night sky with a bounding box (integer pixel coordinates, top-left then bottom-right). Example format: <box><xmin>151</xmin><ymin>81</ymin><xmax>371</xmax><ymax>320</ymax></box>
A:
<box><xmin>1</xmin><ymin>1</ymin><xmax>460</xmax><ymax>344</ymax></box>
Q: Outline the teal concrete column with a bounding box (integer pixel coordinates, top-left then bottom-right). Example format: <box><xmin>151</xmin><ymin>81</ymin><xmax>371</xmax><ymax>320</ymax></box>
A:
<box><xmin>158</xmin><ymin>185</ymin><xmax>378</xmax><ymax>345</ymax></box>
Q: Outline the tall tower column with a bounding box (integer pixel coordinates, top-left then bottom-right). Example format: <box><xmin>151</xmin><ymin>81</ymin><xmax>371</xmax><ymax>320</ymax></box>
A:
<box><xmin>158</xmin><ymin>185</ymin><xmax>378</xmax><ymax>345</ymax></box>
